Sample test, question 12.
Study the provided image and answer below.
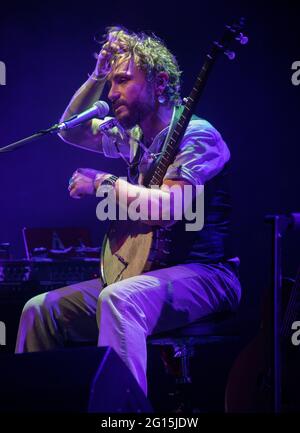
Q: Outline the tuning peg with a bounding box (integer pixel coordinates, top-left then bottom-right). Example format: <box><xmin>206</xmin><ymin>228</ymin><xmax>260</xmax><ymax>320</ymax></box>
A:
<box><xmin>236</xmin><ymin>32</ymin><xmax>248</xmax><ymax>45</ymax></box>
<box><xmin>224</xmin><ymin>50</ymin><xmax>236</xmax><ymax>60</ymax></box>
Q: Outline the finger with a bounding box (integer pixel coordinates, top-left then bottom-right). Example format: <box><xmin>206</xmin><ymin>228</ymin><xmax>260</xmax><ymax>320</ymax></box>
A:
<box><xmin>69</xmin><ymin>188</ymin><xmax>82</xmax><ymax>199</ymax></box>
<box><xmin>101</xmin><ymin>42</ymin><xmax>110</xmax><ymax>51</ymax></box>
<box><xmin>76</xmin><ymin>168</ymin><xmax>90</xmax><ymax>176</ymax></box>
<box><xmin>99</xmin><ymin>45</ymin><xmax>114</xmax><ymax>56</ymax></box>
<box><xmin>100</xmin><ymin>42</ymin><xmax>124</xmax><ymax>57</ymax></box>
<box><xmin>98</xmin><ymin>50</ymin><xmax>111</xmax><ymax>61</ymax></box>
<box><xmin>68</xmin><ymin>182</ymin><xmax>76</xmax><ymax>192</ymax></box>
<box><xmin>75</xmin><ymin>168</ymin><xmax>97</xmax><ymax>179</ymax></box>
<box><xmin>108</xmin><ymin>42</ymin><xmax>120</xmax><ymax>51</ymax></box>
<box><xmin>73</xmin><ymin>170</ymin><xmax>84</xmax><ymax>180</ymax></box>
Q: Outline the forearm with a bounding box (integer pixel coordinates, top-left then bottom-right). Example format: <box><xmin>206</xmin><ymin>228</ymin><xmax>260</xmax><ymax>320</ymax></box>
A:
<box><xmin>96</xmin><ymin>178</ymin><xmax>179</xmax><ymax>226</ymax></box>
<box><xmin>59</xmin><ymin>36</ymin><xmax>122</xmax><ymax>149</ymax></box>
<box><xmin>60</xmin><ymin>74</ymin><xmax>106</xmax><ymax>122</ymax></box>
<box><xmin>118</xmin><ymin>179</ymin><xmax>174</xmax><ymax>226</ymax></box>
<box><xmin>58</xmin><ymin>74</ymin><xmax>107</xmax><ymax>150</ymax></box>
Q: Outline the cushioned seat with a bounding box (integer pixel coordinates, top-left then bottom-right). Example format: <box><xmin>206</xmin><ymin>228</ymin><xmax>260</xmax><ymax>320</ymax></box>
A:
<box><xmin>147</xmin><ymin>312</ymin><xmax>240</xmax><ymax>412</ymax></box>
<box><xmin>148</xmin><ymin>311</ymin><xmax>239</xmax><ymax>393</ymax></box>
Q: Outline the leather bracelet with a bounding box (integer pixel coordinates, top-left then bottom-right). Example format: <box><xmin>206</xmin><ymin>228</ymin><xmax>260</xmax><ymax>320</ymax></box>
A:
<box><xmin>88</xmin><ymin>72</ymin><xmax>108</xmax><ymax>82</ymax></box>
<box><xmin>94</xmin><ymin>174</ymin><xmax>118</xmax><ymax>192</ymax></box>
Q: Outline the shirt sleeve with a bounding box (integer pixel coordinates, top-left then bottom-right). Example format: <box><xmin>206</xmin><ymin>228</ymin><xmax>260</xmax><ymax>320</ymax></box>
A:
<box><xmin>163</xmin><ymin>119</ymin><xmax>230</xmax><ymax>186</ymax></box>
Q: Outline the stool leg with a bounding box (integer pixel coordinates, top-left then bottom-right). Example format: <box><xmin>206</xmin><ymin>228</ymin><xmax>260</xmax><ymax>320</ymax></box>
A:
<box><xmin>174</xmin><ymin>344</ymin><xmax>194</xmax><ymax>384</ymax></box>
<box><xmin>171</xmin><ymin>344</ymin><xmax>195</xmax><ymax>412</ymax></box>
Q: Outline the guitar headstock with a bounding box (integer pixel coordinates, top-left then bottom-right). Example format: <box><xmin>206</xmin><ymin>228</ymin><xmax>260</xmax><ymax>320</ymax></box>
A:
<box><xmin>212</xmin><ymin>17</ymin><xmax>248</xmax><ymax>61</ymax></box>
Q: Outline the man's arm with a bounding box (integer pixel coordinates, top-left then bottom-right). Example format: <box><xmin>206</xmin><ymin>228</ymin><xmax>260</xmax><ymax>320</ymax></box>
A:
<box><xmin>68</xmin><ymin>168</ymin><xmax>192</xmax><ymax>227</ymax></box>
<box><xmin>98</xmin><ymin>177</ymin><xmax>194</xmax><ymax>227</ymax></box>
<box><xmin>68</xmin><ymin>120</ymin><xmax>228</xmax><ymax>228</ymax></box>
<box><xmin>58</xmin><ymin>75</ymin><xmax>107</xmax><ymax>153</ymax></box>
<box><xmin>58</xmin><ymin>37</ymin><xmax>123</xmax><ymax>152</ymax></box>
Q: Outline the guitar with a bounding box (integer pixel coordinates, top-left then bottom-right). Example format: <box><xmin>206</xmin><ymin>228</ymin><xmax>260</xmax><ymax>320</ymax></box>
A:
<box><xmin>101</xmin><ymin>19</ymin><xmax>248</xmax><ymax>286</ymax></box>
<box><xmin>225</xmin><ymin>272</ymin><xmax>300</xmax><ymax>412</ymax></box>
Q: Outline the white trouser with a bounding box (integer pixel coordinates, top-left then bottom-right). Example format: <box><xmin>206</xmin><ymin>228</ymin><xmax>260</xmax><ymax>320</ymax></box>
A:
<box><xmin>15</xmin><ymin>262</ymin><xmax>241</xmax><ymax>395</ymax></box>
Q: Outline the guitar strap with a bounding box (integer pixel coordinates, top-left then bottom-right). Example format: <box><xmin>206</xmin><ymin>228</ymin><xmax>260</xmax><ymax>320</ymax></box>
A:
<box><xmin>142</xmin><ymin>104</ymin><xmax>199</xmax><ymax>187</ymax></box>
<box><xmin>127</xmin><ymin>106</ymin><xmax>181</xmax><ymax>184</ymax></box>
<box><xmin>128</xmin><ymin>105</ymin><xmax>199</xmax><ymax>185</ymax></box>
<box><xmin>127</xmin><ymin>144</ymin><xmax>143</xmax><ymax>183</ymax></box>
<box><xmin>161</xmin><ymin>104</ymin><xmax>200</xmax><ymax>153</ymax></box>
<box><xmin>162</xmin><ymin>104</ymin><xmax>184</xmax><ymax>154</ymax></box>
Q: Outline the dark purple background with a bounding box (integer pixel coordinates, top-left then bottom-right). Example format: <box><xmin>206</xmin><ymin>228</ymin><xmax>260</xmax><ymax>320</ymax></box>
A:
<box><xmin>1</xmin><ymin>0</ymin><xmax>299</xmax><ymax>323</ymax></box>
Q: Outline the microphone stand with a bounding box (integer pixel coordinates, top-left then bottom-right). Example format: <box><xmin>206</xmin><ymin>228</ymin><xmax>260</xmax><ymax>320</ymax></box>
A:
<box><xmin>0</xmin><ymin>101</ymin><xmax>109</xmax><ymax>153</ymax></box>
<box><xmin>0</xmin><ymin>117</ymin><xmax>76</xmax><ymax>153</ymax></box>
<box><xmin>265</xmin><ymin>212</ymin><xmax>300</xmax><ymax>413</ymax></box>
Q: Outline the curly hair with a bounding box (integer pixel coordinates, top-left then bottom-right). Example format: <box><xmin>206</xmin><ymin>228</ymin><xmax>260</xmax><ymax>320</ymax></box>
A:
<box><xmin>100</xmin><ymin>26</ymin><xmax>182</xmax><ymax>105</ymax></box>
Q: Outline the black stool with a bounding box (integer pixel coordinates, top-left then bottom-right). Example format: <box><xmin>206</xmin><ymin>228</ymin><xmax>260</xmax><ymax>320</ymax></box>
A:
<box><xmin>148</xmin><ymin>312</ymin><xmax>239</xmax><ymax>411</ymax></box>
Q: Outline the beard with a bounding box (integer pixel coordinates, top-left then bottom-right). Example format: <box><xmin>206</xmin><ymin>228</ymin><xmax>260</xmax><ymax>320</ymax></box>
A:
<box><xmin>115</xmin><ymin>87</ymin><xmax>155</xmax><ymax>129</ymax></box>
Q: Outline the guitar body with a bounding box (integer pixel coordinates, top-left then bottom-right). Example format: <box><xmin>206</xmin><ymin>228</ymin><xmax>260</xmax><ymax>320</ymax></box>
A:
<box><xmin>101</xmin><ymin>221</ymin><xmax>173</xmax><ymax>285</ymax></box>
<box><xmin>225</xmin><ymin>331</ymin><xmax>273</xmax><ymax>413</ymax></box>
<box><xmin>101</xmin><ymin>221</ymin><xmax>153</xmax><ymax>285</ymax></box>
<box><xmin>225</xmin><ymin>278</ymin><xmax>300</xmax><ymax>412</ymax></box>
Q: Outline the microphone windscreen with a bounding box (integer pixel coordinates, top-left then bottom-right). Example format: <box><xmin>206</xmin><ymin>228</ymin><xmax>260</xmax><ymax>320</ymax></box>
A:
<box><xmin>94</xmin><ymin>100</ymin><xmax>109</xmax><ymax>118</ymax></box>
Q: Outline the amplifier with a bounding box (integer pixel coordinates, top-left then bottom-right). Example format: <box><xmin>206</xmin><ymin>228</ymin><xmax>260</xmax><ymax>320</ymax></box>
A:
<box><xmin>0</xmin><ymin>259</ymin><xmax>100</xmax><ymax>299</ymax></box>
<box><xmin>0</xmin><ymin>258</ymin><xmax>100</xmax><ymax>281</ymax></box>
<box><xmin>0</xmin><ymin>259</ymin><xmax>101</xmax><ymax>352</ymax></box>
<box><xmin>29</xmin><ymin>258</ymin><xmax>100</xmax><ymax>283</ymax></box>
<box><xmin>0</xmin><ymin>260</ymin><xmax>31</xmax><ymax>282</ymax></box>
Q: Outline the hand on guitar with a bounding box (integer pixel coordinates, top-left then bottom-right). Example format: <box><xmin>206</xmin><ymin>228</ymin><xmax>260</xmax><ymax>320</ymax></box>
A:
<box><xmin>68</xmin><ymin>168</ymin><xmax>108</xmax><ymax>199</ymax></box>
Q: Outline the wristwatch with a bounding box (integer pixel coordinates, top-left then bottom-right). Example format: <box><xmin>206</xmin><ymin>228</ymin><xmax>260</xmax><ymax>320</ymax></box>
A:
<box><xmin>94</xmin><ymin>174</ymin><xmax>118</xmax><ymax>191</ymax></box>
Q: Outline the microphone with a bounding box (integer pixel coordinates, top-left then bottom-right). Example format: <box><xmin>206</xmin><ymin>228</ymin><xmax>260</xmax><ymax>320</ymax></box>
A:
<box><xmin>56</xmin><ymin>100</ymin><xmax>109</xmax><ymax>131</ymax></box>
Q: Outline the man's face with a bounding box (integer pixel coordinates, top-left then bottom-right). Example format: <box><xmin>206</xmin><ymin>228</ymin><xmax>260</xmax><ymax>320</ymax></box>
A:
<box><xmin>107</xmin><ymin>57</ymin><xmax>155</xmax><ymax>129</ymax></box>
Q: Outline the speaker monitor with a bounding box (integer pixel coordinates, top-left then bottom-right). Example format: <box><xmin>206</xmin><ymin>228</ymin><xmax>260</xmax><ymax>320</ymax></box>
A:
<box><xmin>0</xmin><ymin>346</ymin><xmax>153</xmax><ymax>412</ymax></box>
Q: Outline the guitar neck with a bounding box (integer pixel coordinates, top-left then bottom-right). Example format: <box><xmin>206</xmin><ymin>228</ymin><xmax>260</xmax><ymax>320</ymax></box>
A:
<box><xmin>145</xmin><ymin>22</ymin><xmax>240</xmax><ymax>188</ymax></box>
<box><xmin>142</xmin><ymin>19</ymin><xmax>247</xmax><ymax>188</ymax></box>
<box><xmin>145</xmin><ymin>52</ymin><xmax>217</xmax><ymax>188</ymax></box>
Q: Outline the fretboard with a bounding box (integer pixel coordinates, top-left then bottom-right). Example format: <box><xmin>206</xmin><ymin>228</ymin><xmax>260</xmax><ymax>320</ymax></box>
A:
<box><xmin>144</xmin><ymin>52</ymin><xmax>218</xmax><ymax>188</ymax></box>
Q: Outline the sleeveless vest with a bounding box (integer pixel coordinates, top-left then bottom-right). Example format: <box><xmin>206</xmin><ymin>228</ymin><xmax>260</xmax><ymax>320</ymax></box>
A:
<box><xmin>127</xmin><ymin>119</ymin><xmax>234</xmax><ymax>265</ymax></box>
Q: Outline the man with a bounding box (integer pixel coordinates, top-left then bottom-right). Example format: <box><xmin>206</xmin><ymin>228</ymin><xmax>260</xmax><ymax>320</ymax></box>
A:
<box><xmin>15</xmin><ymin>27</ymin><xmax>241</xmax><ymax>396</ymax></box>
